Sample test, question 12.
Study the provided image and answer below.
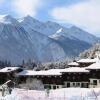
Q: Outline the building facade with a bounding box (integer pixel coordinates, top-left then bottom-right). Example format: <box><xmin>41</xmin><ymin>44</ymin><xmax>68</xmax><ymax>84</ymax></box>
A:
<box><xmin>0</xmin><ymin>58</ymin><xmax>100</xmax><ymax>89</ymax></box>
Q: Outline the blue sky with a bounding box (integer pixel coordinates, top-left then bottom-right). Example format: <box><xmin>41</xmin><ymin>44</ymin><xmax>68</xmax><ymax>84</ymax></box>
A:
<box><xmin>0</xmin><ymin>0</ymin><xmax>82</xmax><ymax>19</ymax></box>
<box><xmin>0</xmin><ymin>0</ymin><xmax>100</xmax><ymax>36</ymax></box>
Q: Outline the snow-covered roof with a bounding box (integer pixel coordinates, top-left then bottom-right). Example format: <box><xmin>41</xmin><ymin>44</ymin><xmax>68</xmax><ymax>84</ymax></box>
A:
<box><xmin>77</xmin><ymin>58</ymin><xmax>99</xmax><ymax>63</ymax></box>
<box><xmin>86</xmin><ymin>62</ymin><xmax>100</xmax><ymax>70</ymax></box>
<box><xmin>17</xmin><ymin>69</ymin><xmax>62</xmax><ymax>76</ymax></box>
<box><xmin>17</xmin><ymin>67</ymin><xmax>89</xmax><ymax>76</ymax></box>
<box><xmin>68</xmin><ymin>62</ymin><xmax>79</xmax><ymax>66</ymax></box>
<box><xmin>36</xmin><ymin>70</ymin><xmax>62</xmax><ymax>76</ymax></box>
<box><xmin>17</xmin><ymin>70</ymin><xmax>37</xmax><ymax>76</ymax></box>
<box><xmin>61</xmin><ymin>67</ymin><xmax>89</xmax><ymax>73</ymax></box>
<box><xmin>0</xmin><ymin>67</ymin><xmax>20</xmax><ymax>73</ymax></box>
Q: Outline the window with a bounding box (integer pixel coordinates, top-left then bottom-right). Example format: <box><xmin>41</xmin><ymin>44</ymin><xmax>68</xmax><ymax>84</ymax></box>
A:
<box><xmin>57</xmin><ymin>86</ymin><xmax>59</xmax><ymax>88</ymax></box>
<box><xmin>44</xmin><ymin>85</ymin><xmax>51</xmax><ymax>89</ymax></box>
<box><xmin>67</xmin><ymin>76</ymin><xmax>69</xmax><ymax>79</ymax></box>
<box><xmin>81</xmin><ymin>83</ymin><xmax>88</xmax><ymax>88</ymax></box>
<box><xmin>78</xmin><ymin>83</ymin><xmax>80</xmax><ymax>85</ymax></box>
<box><xmin>73</xmin><ymin>76</ymin><xmax>75</xmax><ymax>80</ymax></box>
<box><xmin>76</xmin><ymin>83</ymin><xmax>80</xmax><ymax>87</ymax></box>
<box><xmin>73</xmin><ymin>83</ymin><xmax>75</xmax><ymax>86</ymax></box>
<box><xmin>48</xmin><ymin>85</ymin><xmax>51</xmax><ymax>89</ymax></box>
<box><xmin>93</xmin><ymin>80</ymin><xmax>97</xmax><ymax>85</ymax></box>
<box><xmin>77</xmin><ymin>83</ymin><xmax>80</xmax><ymax>86</ymax></box>
<box><xmin>67</xmin><ymin>83</ymin><xmax>70</xmax><ymax>87</ymax></box>
<box><xmin>44</xmin><ymin>85</ymin><xmax>48</xmax><ymax>89</ymax></box>
<box><xmin>53</xmin><ymin>85</ymin><xmax>56</xmax><ymax>89</ymax></box>
<box><xmin>81</xmin><ymin>83</ymin><xmax>84</xmax><ymax>88</ymax></box>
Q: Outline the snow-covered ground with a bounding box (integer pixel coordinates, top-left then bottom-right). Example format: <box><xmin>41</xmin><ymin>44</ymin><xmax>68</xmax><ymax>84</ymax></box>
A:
<box><xmin>1</xmin><ymin>88</ymin><xmax>100</xmax><ymax>100</ymax></box>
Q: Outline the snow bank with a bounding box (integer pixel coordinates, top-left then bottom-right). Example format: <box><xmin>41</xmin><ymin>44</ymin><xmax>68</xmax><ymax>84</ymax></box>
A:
<box><xmin>1</xmin><ymin>88</ymin><xmax>100</xmax><ymax>100</ymax></box>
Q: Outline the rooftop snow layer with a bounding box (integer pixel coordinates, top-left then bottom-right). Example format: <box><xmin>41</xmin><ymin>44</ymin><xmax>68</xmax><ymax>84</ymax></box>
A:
<box><xmin>17</xmin><ymin>69</ymin><xmax>62</xmax><ymax>76</ymax></box>
<box><xmin>17</xmin><ymin>67</ymin><xmax>89</xmax><ymax>76</ymax></box>
<box><xmin>61</xmin><ymin>67</ymin><xmax>89</xmax><ymax>73</ymax></box>
<box><xmin>0</xmin><ymin>67</ymin><xmax>20</xmax><ymax>73</ymax></box>
<box><xmin>68</xmin><ymin>62</ymin><xmax>79</xmax><ymax>66</ymax></box>
<box><xmin>77</xmin><ymin>58</ymin><xmax>99</xmax><ymax>63</ymax></box>
<box><xmin>86</xmin><ymin>62</ymin><xmax>100</xmax><ymax>70</ymax></box>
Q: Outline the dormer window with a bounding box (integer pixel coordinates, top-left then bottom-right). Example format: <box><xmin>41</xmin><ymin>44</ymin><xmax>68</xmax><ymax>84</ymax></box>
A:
<box><xmin>7</xmin><ymin>69</ymin><xmax>11</xmax><ymax>70</ymax></box>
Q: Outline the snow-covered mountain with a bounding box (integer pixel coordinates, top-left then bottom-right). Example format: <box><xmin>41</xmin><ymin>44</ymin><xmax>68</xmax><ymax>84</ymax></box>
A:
<box><xmin>18</xmin><ymin>16</ymin><xmax>62</xmax><ymax>36</ymax></box>
<box><xmin>0</xmin><ymin>15</ymin><xmax>19</xmax><ymax>25</ymax></box>
<box><xmin>0</xmin><ymin>15</ymin><xmax>67</xmax><ymax>64</ymax></box>
<box><xmin>60</xmin><ymin>26</ymin><xmax>98</xmax><ymax>44</ymax></box>
<box><xmin>19</xmin><ymin>15</ymin><xmax>99</xmax><ymax>44</ymax></box>
<box><xmin>0</xmin><ymin>15</ymin><xmax>98</xmax><ymax>64</ymax></box>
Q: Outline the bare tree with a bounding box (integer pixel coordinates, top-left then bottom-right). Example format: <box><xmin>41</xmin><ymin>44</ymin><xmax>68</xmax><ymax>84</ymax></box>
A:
<box><xmin>19</xmin><ymin>78</ymin><xmax>44</xmax><ymax>90</ymax></box>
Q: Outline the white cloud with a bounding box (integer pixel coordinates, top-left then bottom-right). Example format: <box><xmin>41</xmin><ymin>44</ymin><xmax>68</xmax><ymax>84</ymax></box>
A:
<box><xmin>12</xmin><ymin>0</ymin><xmax>42</xmax><ymax>17</ymax></box>
<box><xmin>50</xmin><ymin>0</ymin><xmax>100</xmax><ymax>35</ymax></box>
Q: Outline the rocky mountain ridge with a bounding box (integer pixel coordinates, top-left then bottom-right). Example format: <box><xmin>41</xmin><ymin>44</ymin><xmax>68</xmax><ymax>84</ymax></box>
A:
<box><xmin>0</xmin><ymin>15</ymin><xmax>98</xmax><ymax>64</ymax></box>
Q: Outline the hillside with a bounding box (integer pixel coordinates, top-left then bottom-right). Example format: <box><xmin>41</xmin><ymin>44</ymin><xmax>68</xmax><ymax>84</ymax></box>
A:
<box><xmin>0</xmin><ymin>15</ymin><xmax>98</xmax><ymax>64</ymax></box>
<box><xmin>79</xmin><ymin>43</ymin><xmax>100</xmax><ymax>58</ymax></box>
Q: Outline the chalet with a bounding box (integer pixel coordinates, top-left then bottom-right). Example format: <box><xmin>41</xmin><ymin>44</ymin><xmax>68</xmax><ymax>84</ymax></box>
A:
<box><xmin>86</xmin><ymin>62</ymin><xmax>100</xmax><ymax>88</ymax></box>
<box><xmin>61</xmin><ymin>67</ymin><xmax>89</xmax><ymax>88</ymax></box>
<box><xmin>0</xmin><ymin>58</ymin><xmax>100</xmax><ymax>90</ymax></box>
<box><xmin>0</xmin><ymin>67</ymin><xmax>23</xmax><ymax>84</ymax></box>
<box><xmin>77</xmin><ymin>58</ymin><xmax>99</xmax><ymax>67</ymax></box>
<box><xmin>16</xmin><ymin>58</ymin><xmax>100</xmax><ymax>89</ymax></box>
<box><xmin>17</xmin><ymin>69</ymin><xmax>63</xmax><ymax>89</ymax></box>
<box><xmin>17</xmin><ymin>67</ymin><xmax>91</xmax><ymax>89</ymax></box>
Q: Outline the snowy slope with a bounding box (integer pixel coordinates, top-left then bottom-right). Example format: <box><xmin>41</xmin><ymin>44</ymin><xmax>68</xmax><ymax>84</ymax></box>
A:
<box><xmin>0</xmin><ymin>15</ymin><xmax>98</xmax><ymax>64</ymax></box>
<box><xmin>52</xmin><ymin>35</ymin><xmax>91</xmax><ymax>57</ymax></box>
<box><xmin>0</xmin><ymin>15</ymin><xmax>19</xmax><ymax>25</ymax></box>
<box><xmin>19</xmin><ymin>15</ymin><xmax>99</xmax><ymax>44</ymax></box>
<box><xmin>50</xmin><ymin>26</ymin><xmax>98</xmax><ymax>44</ymax></box>
<box><xmin>0</xmin><ymin>15</ymin><xmax>67</xmax><ymax>64</ymax></box>
<box><xmin>66</xmin><ymin>26</ymin><xmax>98</xmax><ymax>44</ymax></box>
<box><xmin>19</xmin><ymin>16</ymin><xmax>62</xmax><ymax>36</ymax></box>
<box><xmin>19</xmin><ymin>19</ymin><xmax>66</xmax><ymax>62</ymax></box>
<box><xmin>0</xmin><ymin>15</ymin><xmax>38</xmax><ymax>63</ymax></box>
<box><xmin>19</xmin><ymin>16</ymin><xmax>92</xmax><ymax>60</ymax></box>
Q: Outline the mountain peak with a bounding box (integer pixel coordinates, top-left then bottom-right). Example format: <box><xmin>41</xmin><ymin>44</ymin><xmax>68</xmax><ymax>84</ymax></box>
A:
<box><xmin>18</xmin><ymin>15</ymin><xmax>39</xmax><ymax>23</ymax></box>
<box><xmin>4</xmin><ymin>15</ymin><xmax>13</xmax><ymax>19</ymax></box>
<box><xmin>24</xmin><ymin>15</ymin><xmax>34</xmax><ymax>20</ymax></box>
<box><xmin>46</xmin><ymin>21</ymin><xmax>60</xmax><ymax>26</ymax></box>
<box><xmin>0</xmin><ymin>14</ymin><xmax>11</xmax><ymax>18</ymax></box>
<box><xmin>0</xmin><ymin>15</ymin><xmax>18</xmax><ymax>25</ymax></box>
<box><xmin>70</xmin><ymin>26</ymin><xmax>82</xmax><ymax>30</ymax></box>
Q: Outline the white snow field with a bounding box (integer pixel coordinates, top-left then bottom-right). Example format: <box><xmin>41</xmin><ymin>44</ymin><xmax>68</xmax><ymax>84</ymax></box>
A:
<box><xmin>1</xmin><ymin>88</ymin><xmax>100</xmax><ymax>100</ymax></box>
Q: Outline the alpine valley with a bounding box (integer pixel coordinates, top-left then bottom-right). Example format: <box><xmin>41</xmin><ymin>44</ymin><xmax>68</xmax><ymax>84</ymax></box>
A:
<box><xmin>0</xmin><ymin>15</ymin><xmax>99</xmax><ymax>64</ymax></box>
